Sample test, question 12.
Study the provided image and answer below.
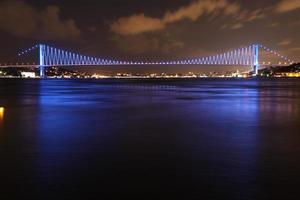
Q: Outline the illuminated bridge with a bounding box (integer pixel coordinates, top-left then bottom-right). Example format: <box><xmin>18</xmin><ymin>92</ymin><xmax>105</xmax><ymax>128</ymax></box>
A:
<box><xmin>0</xmin><ymin>43</ymin><xmax>295</xmax><ymax>77</ymax></box>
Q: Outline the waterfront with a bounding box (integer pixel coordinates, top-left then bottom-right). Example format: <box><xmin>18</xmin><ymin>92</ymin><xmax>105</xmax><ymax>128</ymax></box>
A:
<box><xmin>0</xmin><ymin>78</ymin><xmax>300</xmax><ymax>199</ymax></box>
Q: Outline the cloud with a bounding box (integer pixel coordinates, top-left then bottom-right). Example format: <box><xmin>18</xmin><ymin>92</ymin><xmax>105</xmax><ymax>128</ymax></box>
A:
<box><xmin>268</xmin><ymin>22</ymin><xmax>280</xmax><ymax>28</ymax></box>
<box><xmin>287</xmin><ymin>47</ymin><xmax>300</xmax><ymax>52</ymax></box>
<box><xmin>87</xmin><ymin>26</ymin><xmax>97</xmax><ymax>32</ymax></box>
<box><xmin>289</xmin><ymin>19</ymin><xmax>300</xmax><ymax>27</ymax></box>
<box><xmin>111</xmin><ymin>33</ymin><xmax>185</xmax><ymax>55</ymax></box>
<box><xmin>278</xmin><ymin>38</ymin><xmax>292</xmax><ymax>46</ymax></box>
<box><xmin>275</xmin><ymin>0</ymin><xmax>300</xmax><ymax>13</ymax></box>
<box><xmin>110</xmin><ymin>0</ymin><xmax>268</xmax><ymax>36</ymax></box>
<box><xmin>110</xmin><ymin>14</ymin><xmax>165</xmax><ymax>35</ymax></box>
<box><xmin>230</xmin><ymin>23</ymin><xmax>244</xmax><ymax>30</ymax></box>
<box><xmin>0</xmin><ymin>0</ymin><xmax>81</xmax><ymax>40</ymax></box>
<box><xmin>281</xmin><ymin>47</ymin><xmax>300</xmax><ymax>60</ymax></box>
<box><xmin>236</xmin><ymin>9</ymin><xmax>266</xmax><ymax>23</ymax></box>
<box><xmin>161</xmin><ymin>41</ymin><xmax>185</xmax><ymax>54</ymax></box>
<box><xmin>112</xmin><ymin>34</ymin><xmax>160</xmax><ymax>54</ymax></box>
<box><xmin>162</xmin><ymin>0</ymin><xmax>240</xmax><ymax>24</ymax></box>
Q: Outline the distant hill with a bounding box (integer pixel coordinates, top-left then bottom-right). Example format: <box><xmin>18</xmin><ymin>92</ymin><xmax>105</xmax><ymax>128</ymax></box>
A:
<box><xmin>259</xmin><ymin>63</ymin><xmax>300</xmax><ymax>77</ymax></box>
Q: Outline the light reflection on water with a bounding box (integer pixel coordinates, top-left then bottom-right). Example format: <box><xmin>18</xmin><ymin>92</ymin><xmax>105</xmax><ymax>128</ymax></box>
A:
<box><xmin>0</xmin><ymin>107</ymin><xmax>4</xmax><ymax>127</ymax></box>
<box><xmin>0</xmin><ymin>107</ymin><xmax>4</xmax><ymax>119</ymax></box>
<box><xmin>0</xmin><ymin>78</ymin><xmax>300</xmax><ymax>199</ymax></box>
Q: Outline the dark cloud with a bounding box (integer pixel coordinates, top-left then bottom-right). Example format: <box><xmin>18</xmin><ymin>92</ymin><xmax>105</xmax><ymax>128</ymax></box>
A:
<box><xmin>111</xmin><ymin>34</ymin><xmax>160</xmax><ymax>54</ymax></box>
<box><xmin>0</xmin><ymin>0</ymin><xmax>81</xmax><ymax>40</ymax></box>
<box><xmin>111</xmin><ymin>33</ymin><xmax>185</xmax><ymax>56</ymax></box>
<box><xmin>0</xmin><ymin>0</ymin><xmax>299</xmax><ymax>68</ymax></box>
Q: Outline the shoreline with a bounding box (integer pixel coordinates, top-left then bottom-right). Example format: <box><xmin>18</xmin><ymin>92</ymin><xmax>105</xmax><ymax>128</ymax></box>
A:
<box><xmin>1</xmin><ymin>76</ymin><xmax>300</xmax><ymax>80</ymax></box>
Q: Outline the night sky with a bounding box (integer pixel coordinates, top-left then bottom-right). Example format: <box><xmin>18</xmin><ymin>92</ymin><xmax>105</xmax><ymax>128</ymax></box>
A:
<box><xmin>0</xmin><ymin>0</ymin><xmax>299</xmax><ymax>73</ymax></box>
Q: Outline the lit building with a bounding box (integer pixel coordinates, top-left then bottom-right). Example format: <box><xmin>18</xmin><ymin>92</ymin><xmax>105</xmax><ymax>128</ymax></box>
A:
<box><xmin>275</xmin><ymin>72</ymin><xmax>300</xmax><ymax>77</ymax></box>
<box><xmin>21</xmin><ymin>72</ymin><xmax>36</xmax><ymax>78</ymax></box>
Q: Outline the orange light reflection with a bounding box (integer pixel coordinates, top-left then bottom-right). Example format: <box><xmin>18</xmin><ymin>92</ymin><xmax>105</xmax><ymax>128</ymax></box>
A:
<box><xmin>0</xmin><ymin>107</ymin><xmax>4</xmax><ymax>122</ymax></box>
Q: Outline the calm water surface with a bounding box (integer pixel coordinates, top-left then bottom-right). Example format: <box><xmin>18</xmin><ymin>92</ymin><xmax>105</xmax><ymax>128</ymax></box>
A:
<box><xmin>0</xmin><ymin>78</ymin><xmax>300</xmax><ymax>199</ymax></box>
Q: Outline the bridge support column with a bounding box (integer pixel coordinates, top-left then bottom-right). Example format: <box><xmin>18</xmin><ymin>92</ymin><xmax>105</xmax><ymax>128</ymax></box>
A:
<box><xmin>39</xmin><ymin>66</ymin><xmax>45</xmax><ymax>78</ymax></box>
<box><xmin>252</xmin><ymin>44</ymin><xmax>259</xmax><ymax>76</ymax></box>
<box><xmin>39</xmin><ymin>44</ymin><xmax>46</xmax><ymax>78</ymax></box>
<box><xmin>253</xmin><ymin>65</ymin><xmax>258</xmax><ymax>76</ymax></box>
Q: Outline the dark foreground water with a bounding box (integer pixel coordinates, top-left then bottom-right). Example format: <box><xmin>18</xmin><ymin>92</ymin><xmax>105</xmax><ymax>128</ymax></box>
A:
<box><xmin>0</xmin><ymin>78</ymin><xmax>300</xmax><ymax>200</ymax></box>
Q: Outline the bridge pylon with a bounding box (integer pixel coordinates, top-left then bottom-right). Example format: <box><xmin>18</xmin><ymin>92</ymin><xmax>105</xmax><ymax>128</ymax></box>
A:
<box><xmin>39</xmin><ymin>44</ymin><xmax>46</xmax><ymax>78</ymax></box>
<box><xmin>252</xmin><ymin>44</ymin><xmax>259</xmax><ymax>76</ymax></box>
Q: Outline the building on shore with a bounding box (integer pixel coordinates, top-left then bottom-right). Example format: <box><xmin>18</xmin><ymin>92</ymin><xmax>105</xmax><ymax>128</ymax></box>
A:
<box><xmin>21</xmin><ymin>72</ymin><xmax>36</xmax><ymax>78</ymax></box>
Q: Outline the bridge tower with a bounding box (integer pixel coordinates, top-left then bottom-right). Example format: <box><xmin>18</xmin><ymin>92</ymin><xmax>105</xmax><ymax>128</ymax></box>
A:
<box><xmin>39</xmin><ymin>44</ymin><xmax>46</xmax><ymax>78</ymax></box>
<box><xmin>252</xmin><ymin>44</ymin><xmax>259</xmax><ymax>76</ymax></box>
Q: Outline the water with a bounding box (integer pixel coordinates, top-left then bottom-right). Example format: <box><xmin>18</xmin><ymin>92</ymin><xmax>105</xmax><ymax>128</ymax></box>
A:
<box><xmin>0</xmin><ymin>78</ymin><xmax>300</xmax><ymax>199</ymax></box>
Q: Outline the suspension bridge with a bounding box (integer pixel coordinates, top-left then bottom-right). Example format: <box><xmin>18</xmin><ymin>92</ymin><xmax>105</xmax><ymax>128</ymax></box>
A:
<box><xmin>0</xmin><ymin>43</ymin><xmax>295</xmax><ymax>78</ymax></box>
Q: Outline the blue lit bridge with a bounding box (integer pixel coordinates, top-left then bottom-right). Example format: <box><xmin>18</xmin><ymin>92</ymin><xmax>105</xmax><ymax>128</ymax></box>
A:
<box><xmin>0</xmin><ymin>43</ymin><xmax>295</xmax><ymax>78</ymax></box>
